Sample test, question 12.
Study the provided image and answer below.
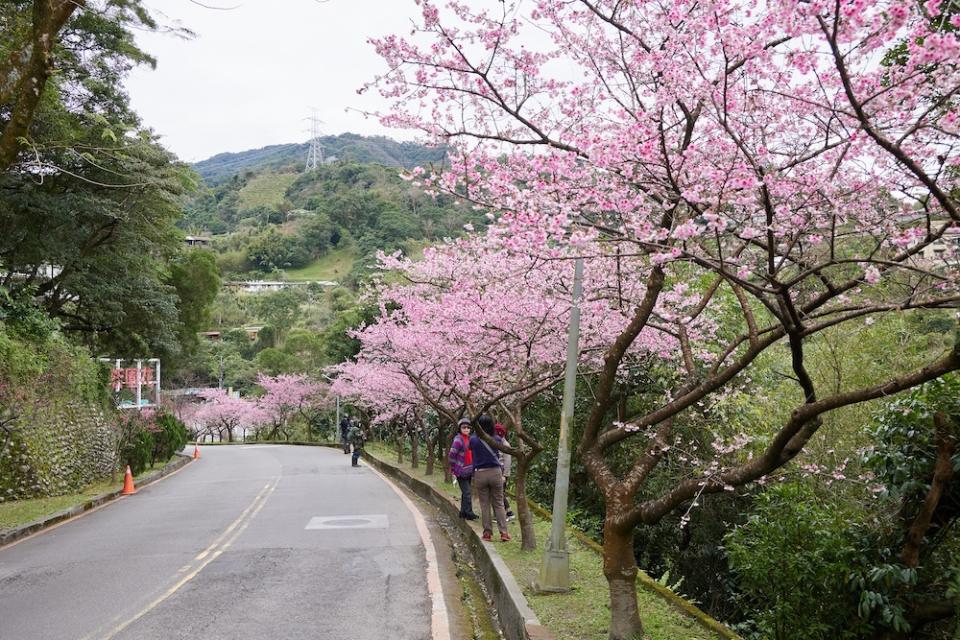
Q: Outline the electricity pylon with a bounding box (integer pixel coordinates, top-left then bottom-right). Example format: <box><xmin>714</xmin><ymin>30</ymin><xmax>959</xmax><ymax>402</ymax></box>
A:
<box><xmin>304</xmin><ymin>112</ymin><xmax>324</xmax><ymax>172</ymax></box>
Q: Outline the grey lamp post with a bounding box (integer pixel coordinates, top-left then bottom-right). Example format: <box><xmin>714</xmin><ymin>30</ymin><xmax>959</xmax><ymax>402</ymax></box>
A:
<box><xmin>321</xmin><ymin>373</ymin><xmax>340</xmax><ymax>442</ymax></box>
<box><xmin>535</xmin><ymin>257</ymin><xmax>584</xmax><ymax>593</ymax></box>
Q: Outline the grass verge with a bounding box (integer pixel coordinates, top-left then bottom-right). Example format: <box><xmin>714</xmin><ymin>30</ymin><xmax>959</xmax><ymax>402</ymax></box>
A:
<box><xmin>0</xmin><ymin>461</ymin><xmax>169</xmax><ymax>530</ymax></box>
<box><xmin>365</xmin><ymin>443</ymin><xmax>724</xmax><ymax>640</ymax></box>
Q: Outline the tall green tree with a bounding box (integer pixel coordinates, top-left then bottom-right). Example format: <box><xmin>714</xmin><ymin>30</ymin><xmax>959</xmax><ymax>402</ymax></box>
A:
<box><xmin>0</xmin><ymin>1</ymin><xmax>167</xmax><ymax>172</ymax></box>
<box><xmin>169</xmin><ymin>249</ymin><xmax>221</xmax><ymax>354</ymax></box>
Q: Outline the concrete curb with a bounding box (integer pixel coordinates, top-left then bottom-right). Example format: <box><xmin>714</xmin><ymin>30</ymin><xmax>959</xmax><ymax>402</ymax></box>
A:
<box><xmin>360</xmin><ymin>450</ymin><xmax>550</xmax><ymax>640</ymax></box>
<box><xmin>0</xmin><ymin>453</ymin><xmax>193</xmax><ymax>548</ymax></box>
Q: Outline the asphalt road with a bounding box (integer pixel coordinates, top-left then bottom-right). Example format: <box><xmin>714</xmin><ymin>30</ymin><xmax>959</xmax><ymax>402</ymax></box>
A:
<box><xmin>0</xmin><ymin>445</ymin><xmax>444</xmax><ymax>640</ymax></box>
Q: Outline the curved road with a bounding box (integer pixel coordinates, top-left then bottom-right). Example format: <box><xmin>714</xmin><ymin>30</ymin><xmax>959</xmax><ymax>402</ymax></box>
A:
<box><xmin>0</xmin><ymin>445</ymin><xmax>448</xmax><ymax>640</ymax></box>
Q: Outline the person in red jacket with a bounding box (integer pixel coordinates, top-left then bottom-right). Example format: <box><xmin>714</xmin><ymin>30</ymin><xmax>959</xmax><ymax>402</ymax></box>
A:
<box><xmin>448</xmin><ymin>417</ymin><xmax>478</xmax><ymax>520</ymax></box>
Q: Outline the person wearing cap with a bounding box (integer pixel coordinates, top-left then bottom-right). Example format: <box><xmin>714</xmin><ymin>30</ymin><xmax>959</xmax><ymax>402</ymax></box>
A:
<box><xmin>448</xmin><ymin>417</ymin><xmax>478</xmax><ymax>520</ymax></box>
<box><xmin>494</xmin><ymin>423</ymin><xmax>514</xmax><ymax>520</ymax></box>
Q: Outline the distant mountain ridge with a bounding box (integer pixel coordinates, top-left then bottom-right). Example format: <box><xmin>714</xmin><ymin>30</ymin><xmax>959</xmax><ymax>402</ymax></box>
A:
<box><xmin>193</xmin><ymin>133</ymin><xmax>446</xmax><ymax>184</ymax></box>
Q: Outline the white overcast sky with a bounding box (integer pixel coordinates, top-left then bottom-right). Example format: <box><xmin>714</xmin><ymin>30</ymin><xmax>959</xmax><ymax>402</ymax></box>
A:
<box><xmin>124</xmin><ymin>0</ymin><xmax>424</xmax><ymax>162</ymax></box>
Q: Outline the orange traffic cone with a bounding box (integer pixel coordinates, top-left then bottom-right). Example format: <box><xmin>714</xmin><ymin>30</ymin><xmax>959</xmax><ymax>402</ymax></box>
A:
<box><xmin>121</xmin><ymin>465</ymin><xmax>137</xmax><ymax>495</ymax></box>
<box><xmin>192</xmin><ymin>444</ymin><xmax>201</xmax><ymax>459</ymax></box>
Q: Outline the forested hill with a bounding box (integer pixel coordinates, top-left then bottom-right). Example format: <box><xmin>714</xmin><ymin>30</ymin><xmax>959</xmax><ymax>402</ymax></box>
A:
<box><xmin>193</xmin><ymin>133</ymin><xmax>446</xmax><ymax>184</ymax></box>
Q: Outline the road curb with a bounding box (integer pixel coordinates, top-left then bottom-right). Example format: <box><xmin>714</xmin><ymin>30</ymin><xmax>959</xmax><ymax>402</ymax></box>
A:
<box><xmin>361</xmin><ymin>449</ymin><xmax>549</xmax><ymax>640</ymax></box>
<box><xmin>0</xmin><ymin>453</ymin><xmax>193</xmax><ymax>549</ymax></box>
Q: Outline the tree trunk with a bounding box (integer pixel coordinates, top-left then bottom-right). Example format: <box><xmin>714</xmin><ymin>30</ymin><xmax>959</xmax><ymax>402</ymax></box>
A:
<box><xmin>411</xmin><ymin>428</ymin><xmax>419</xmax><ymax>468</ymax></box>
<box><xmin>425</xmin><ymin>434</ymin><xmax>436</xmax><ymax>475</ymax></box>
<box><xmin>396</xmin><ymin>434</ymin><xmax>403</xmax><ymax>463</ymax></box>
<box><xmin>603</xmin><ymin>523</ymin><xmax>644</xmax><ymax>640</ymax></box>
<box><xmin>440</xmin><ymin>428</ymin><xmax>452</xmax><ymax>483</ymax></box>
<box><xmin>513</xmin><ymin>454</ymin><xmax>537</xmax><ymax>550</ymax></box>
<box><xmin>900</xmin><ymin>412</ymin><xmax>955</xmax><ymax>568</ymax></box>
<box><xmin>0</xmin><ymin>1</ymin><xmax>83</xmax><ymax>173</ymax></box>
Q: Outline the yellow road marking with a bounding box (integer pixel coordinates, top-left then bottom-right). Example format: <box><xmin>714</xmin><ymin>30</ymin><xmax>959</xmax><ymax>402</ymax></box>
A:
<box><xmin>96</xmin><ymin>478</ymin><xmax>279</xmax><ymax>640</ymax></box>
<box><xmin>194</xmin><ymin>482</ymin><xmax>271</xmax><ymax>562</ymax></box>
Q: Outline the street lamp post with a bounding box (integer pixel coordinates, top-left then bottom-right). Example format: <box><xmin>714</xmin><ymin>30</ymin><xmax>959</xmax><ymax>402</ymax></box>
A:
<box><xmin>535</xmin><ymin>257</ymin><xmax>584</xmax><ymax>593</ymax></box>
<box><xmin>321</xmin><ymin>373</ymin><xmax>340</xmax><ymax>443</ymax></box>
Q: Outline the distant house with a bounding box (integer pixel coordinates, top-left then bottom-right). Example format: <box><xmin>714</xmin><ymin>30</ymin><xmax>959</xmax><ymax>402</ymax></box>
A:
<box><xmin>185</xmin><ymin>235</ymin><xmax>211</xmax><ymax>248</ymax></box>
<box><xmin>223</xmin><ymin>280</ymin><xmax>338</xmax><ymax>293</ymax></box>
<box><xmin>919</xmin><ymin>228</ymin><xmax>960</xmax><ymax>263</ymax></box>
<box><xmin>5</xmin><ymin>263</ymin><xmax>62</xmax><ymax>282</ymax></box>
<box><xmin>198</xmin><ymin>331</ymin><xmax>222</xmax><ymax>342</ymax></box>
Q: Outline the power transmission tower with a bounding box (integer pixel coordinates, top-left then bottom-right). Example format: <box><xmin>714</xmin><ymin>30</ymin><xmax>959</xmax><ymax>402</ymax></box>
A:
<box><xmin>304</xmin><ymin>112</ymin><xmax>324</xmax><ymax>172</ymax></box>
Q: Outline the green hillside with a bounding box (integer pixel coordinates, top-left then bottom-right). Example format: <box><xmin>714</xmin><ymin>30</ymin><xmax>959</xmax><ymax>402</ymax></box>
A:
<box><xmin>193</xmin><ymin>133</ymin><xmax>447</xmax><ymax>184</ymax></box>
<box><xmin>283</xmin><ymin>246</ymin><xmax>359</xmax><ymax>282</ymax></box>
<box><xmin>237</xmin><ymin>172</ymin><xmax>298</xmax><ymax>211</ymax></box>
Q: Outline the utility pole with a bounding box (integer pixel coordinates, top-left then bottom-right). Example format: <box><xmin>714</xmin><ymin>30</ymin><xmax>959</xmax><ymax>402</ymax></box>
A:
<box><xmin>304</xmin><ymin>111</ymin><xmax>324</xmax><ymax>172</ymax></box>
<box><xmin>535</xmin><ymin>257</ymin><xmax>584</xmax><ymax>593</ymax></box>
<box><xmin>321</xmin><ymin>373</ymin><xmax>340</xmax><ymax>442</ymax></box>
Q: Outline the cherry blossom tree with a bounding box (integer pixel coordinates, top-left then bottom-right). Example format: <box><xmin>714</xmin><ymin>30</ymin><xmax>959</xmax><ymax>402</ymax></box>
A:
<box><xmin>370</xmin><ymin>1</ymin><xmax>960</xmax><ymax>636</ymax></box>
<box><xmin>339</xmin><ymin>238</ymin><xmax>692</xmax><ymax>549</ymax></box>
<box><xmin>193</xmin><ymin>389</ymin><xmax>265</xmax><ymax>443</ymax></box>
<box><xmin>256</xmin><ymin>374</ymin><xmax>326</xmax><ymax>441</ymax></box>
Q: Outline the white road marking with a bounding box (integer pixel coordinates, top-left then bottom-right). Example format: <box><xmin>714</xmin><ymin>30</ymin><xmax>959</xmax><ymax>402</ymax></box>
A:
<box><xmin>366</xmin><ymin>466</ymin><xmax>451</xmax><ymax>640</ymax></box>
<box><xmin>304</xmin><ymin>514</ymin><xmax>389</xmax><ymax>530</ymax></box>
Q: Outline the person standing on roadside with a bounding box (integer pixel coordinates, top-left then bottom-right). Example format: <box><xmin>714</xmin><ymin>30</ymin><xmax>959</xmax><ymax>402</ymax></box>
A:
<box><xmin>339</xmin><ymin>413</ymin><xmax>352</xmax><ymax>454</ymax></box>
<box><xmin>347</xmin><ymin>420</ymin><xmax>365</xmax><ymax>467</ymax></box>
<box><xmin>448</xmin><ymin>417</ymin><xmax>477</xmax><ymax>520</ymax></box>
<box><xmin>471</xmin><ymin>414</ymin><xmax>510</xmax><ymax>541</ymax></box>
<box><xmin>494</xmin><ymin>422</ymin><xmax>514</xmax><ymax>520</ymax></box>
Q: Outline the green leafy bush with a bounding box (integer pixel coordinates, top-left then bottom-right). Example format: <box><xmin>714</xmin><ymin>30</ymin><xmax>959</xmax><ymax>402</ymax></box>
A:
<box><xmin>726</xmin><ymin>376</ymin><xmax>960</xmax><ymax>640</ymax></box>
<box><xmin>725</xmin><ymin>483</ymin><xmax>862</xmax><ymax>640</ymax></box>
<box><xmin>151</xmin><ymin>412</ymin><xmax>189</xmax><ymax>464</ymax></box>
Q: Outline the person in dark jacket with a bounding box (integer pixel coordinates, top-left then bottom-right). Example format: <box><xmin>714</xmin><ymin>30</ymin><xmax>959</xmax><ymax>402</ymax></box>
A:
<box><xmin>340</xmin><ymin>414</ymin><xmax>356</xmax><ymax>454</ymax></box>
<box><xmin>448</xmin><ymin>417</ymin><xmax>477</xmax><ymax>520</ymax></box>
<box><xmin>471</xmin><ymin>414</ymin><xmax>509</xmax><ymax>541</ymax></box>
<box><xmin>347</xmin><ymin>421</ymin><xmax>365</xmax><ymax>467</ymax></box>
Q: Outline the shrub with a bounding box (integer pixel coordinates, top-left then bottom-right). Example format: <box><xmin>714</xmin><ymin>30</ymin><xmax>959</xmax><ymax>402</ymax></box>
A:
<box><xmin>725</xmin><ymin>483</ymin><xmax>862</xmax><ymax>640</ymax></box>
<box><xmin>120</xmin><ymin>425</ymin><xmax>154</xmax><ymax>476</ymax></box>
<box><xmin>151</xmin><ymin>412</ymin><xmax>189</xmax><ymax>464</ymax></box>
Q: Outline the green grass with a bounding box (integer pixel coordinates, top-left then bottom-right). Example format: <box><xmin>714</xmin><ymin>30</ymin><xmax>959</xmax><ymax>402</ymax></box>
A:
<box><xmin>365</xmin><ymin>444</ymin><xmax>724</xmax><ymax>640</ymax></box>
<box><xmin>0</xmin><ymin>462</ymin><xmax>169</xmax><ymax>530</ymax></box>
<box><xmin>237</xmin><ymin>172</ymin><xmax>298</xmax><ymax>211</ymax></box>
<box><xmin>283</xmin><ymin>245</ymin><xmax>358</xmax><ymax>281</ymax></box>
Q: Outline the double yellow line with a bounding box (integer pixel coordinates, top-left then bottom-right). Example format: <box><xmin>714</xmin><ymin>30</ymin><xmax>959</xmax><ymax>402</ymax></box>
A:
<box><xmin>91</xmin><ymin>478</ymin><xmax>279</xmax><ymax>640</ymax></box>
